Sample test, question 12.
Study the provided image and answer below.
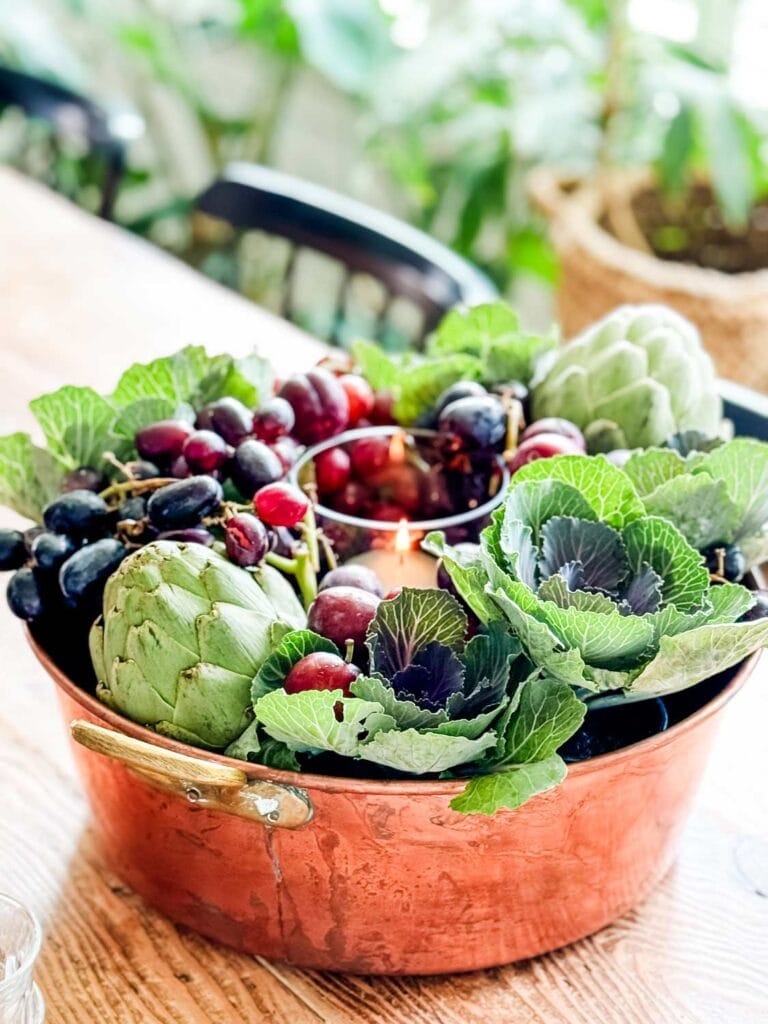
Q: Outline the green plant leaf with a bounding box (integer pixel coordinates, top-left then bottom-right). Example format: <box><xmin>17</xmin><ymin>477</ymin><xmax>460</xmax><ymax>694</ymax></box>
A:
<box><xmin>503</xmin><ymin>479</ymin><xmax>597</xmax><ymax>546</ymax></box>
<box><xmin>203</xmin><ymin>353</ymin><xmax>274</xmax><ymax>408</ymax></box>
<box><xmin>0</xmin><ymin>432</ymin><xmax>63</xmax><ymax>520</ymax></box>
<box><xmin>29</xmin><ymin>386</ymin><xmax>117</xmax><ymax>470</ymax></box>
<box><xmin>111</xmin><ymin>345</ymin><xmax>221</xmax><ymax>407</ymax></box>
<box><xmin>429</xmin><ymin>302</ymin><xmax>521</xmax><ymax>359</ymax></box>
<box><xmin>509</xmin><ymin>454</ymin><xmax>645</xmax><ymax>528</ymax></box>
<box><xmin>628</xmin><ymin>617</ymin><xmax>768</xmax><ymax>697</ymax></box>
<box><xmin>252</xmin><ymin>628</ymin><xmax>338</xmax><ymax>701</ymax></box>
<box><xmin>698</xmin><ymin>97</ymin><xmax>755</xmax><ymax>227</ymax></box>
<box><xmin>254</xmin><ymin>688</ymin><xmax>394</xmax><ymax>755</ymax></box>
<box><xmin>422</xmin><ymin>532</ymin><xmax>504</xmax><ymax>623</ymax></box>
<box><xmin>393</xmin><ymin>354</ymin><xmax>482</xmax><ymax>424</ymax></box>
<box><xmin>657</xmin><ymin>105</ymin><xmax>694</xmax><ymax>195</ymax></box>
<box><xmin>642</xmin><ymin>473</ymin><xmax>740</xmax><ymax>549</ymax></box>
<box><xmin>367</xmin><ymin>587</ymin><xmax>467</xmax><ymax>678</ymax></box>
<box><xmin>450</xmin><ymin>755</ymin><xmax>566</xmax><ymax>814</ymax></box>
<box><xmin>496</xmin><ymin>675</ymin><xmax>586</xmax><ymax>765</ymax></box>
<box><xmin>110</xmin><ymin>396</ymin><xmax>179</xmax><ymax>451</ymax></box>
<box><xmin>358</xmin><ymin>727</ymin><xmax>496</xmax><ymax>774</ymax></box>
<box><xmin>621</xmin><ymin>516</ymin><xmax>709</xmax><ymax>612</ymax></box>
<box><xmin>351</xmin><ymin>674</ymin><xmax>449</xmax><ymax>729</ymax></box>
<box><xmin>622</xmin><ymin>448</ymin><xmax>687</xmax><ymax>498</ymax></box>
<box><xmin>351</xmin><ymin>339</ymin><xmax>400</xmax><ymax>391</ymax></box>
<box><xmin>694</xmin><ymin>439</ymin><xmax>768</xmax><ymax>542</ymax></box>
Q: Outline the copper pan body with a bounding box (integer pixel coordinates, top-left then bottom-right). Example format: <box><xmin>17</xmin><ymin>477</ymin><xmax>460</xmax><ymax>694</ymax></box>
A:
<box><xmin>30</xmin><ymin>635</ymin><xmax>758</xmax><ymax>975</ymax></box>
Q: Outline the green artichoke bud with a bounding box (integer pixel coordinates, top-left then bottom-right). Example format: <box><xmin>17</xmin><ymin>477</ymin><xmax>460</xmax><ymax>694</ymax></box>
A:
<box><xmin>532</xmin><ymin>305</ymin><xmax>722</xmax><ymax>451</ymax></box>
<box><xmin>89</xmin><ymin>541</ymin><xmax>306</xmax><ymax>749</ymax></box>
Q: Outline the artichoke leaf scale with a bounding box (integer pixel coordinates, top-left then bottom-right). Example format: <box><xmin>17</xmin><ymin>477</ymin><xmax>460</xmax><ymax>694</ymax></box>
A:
<box><xmin>199</xmin><ymin>560</ymin><xmax>276</xmax><ymax>614</ymax></box>
<box><xmin>195</xmin><ymin>601</ymin><xmax>275</xmax><ymax>678</ymax></box>
<box><xmin>592</xmin><ymin>378</ymin><xmax>676</xmax><ymax>449</ymax></box>
<box><xmin>108</xmin><ymin>657</ymin><xmax>176</xmax><ymax>724</ymax></box>
<box><xmin>124</xmin><ymin>619</ymin><xmax>198</xmax><ymax>706</ymax></box>
<box><xmin>173</xmin><ymin>662</ymin><xmax>253</xmax><ymax>749</ymax></box>
<box><xmin>587</xmin><ymin>341</ymin><xmax>648</xmax><ymax>402</ymax></box>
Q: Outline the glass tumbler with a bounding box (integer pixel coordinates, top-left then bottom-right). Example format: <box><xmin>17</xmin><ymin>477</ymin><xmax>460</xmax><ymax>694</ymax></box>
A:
<box><xmin>0</xmin><ymin>895</ymin><xmax>45</xmax><ymax>1024</ymax></box>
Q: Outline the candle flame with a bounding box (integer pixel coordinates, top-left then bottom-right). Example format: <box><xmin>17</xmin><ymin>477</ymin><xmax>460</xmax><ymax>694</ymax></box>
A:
<box><xmin>389</xmin><ymin>430</ymin><xmax>406</xmax><ymax>464</ymax></box>
<box><xmin>395</xmin><ymin>518</ymin><xmax>411</xmax><ymax>555</ymax></box>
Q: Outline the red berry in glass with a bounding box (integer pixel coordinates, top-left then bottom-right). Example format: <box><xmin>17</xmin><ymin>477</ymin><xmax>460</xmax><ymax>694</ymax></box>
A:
<box><xmin>196</xmin><ymin>397</ymin><xmax>253</xmax><ymax>446</ymax></box>
<box><xmin>279</xmin><ymin>368</ymin><xmax>349</xmax><ymax>444</ymax></box>
<box><xmin>350</xmin><ymin>435</ymin><xmax>390</xmax><ymax>476</ymax></box>
<box><xmin>182</xmin><ymin>429</ymin><xmax>231</xmax><ymax>473</ymax></box>
<box><xmin>283</xmin><ymin>652</ymin><xmax>360</xmax><ymax>697</ymax></box>
<box><xmin>367</xmin><ymin>464</ymin><xmax>422</xmax><ymax>513</ymax></box>
<box><xmin>135</xmin><ymin>419</ymin><xmax>193</xmax><ymax>463</ymax></box>
<box><xmin>331</xmin><ymin>481</ymin><xmax>368</xmax><ymax>516</ymax></box>
<box><xmin>225</xmin><ymin>513</ymin><xmax>270</xmax><ymax>567</ymax></box>
<box><xmin>252</xmin><ymin>397</ymin><xmax>295</xmax><ymax>443</ymax></box>
<box><xmin>254</xmin><ymin>482</ymin><xmax>309</xmax><ymax>528</ymax></box>
<box><xmin>520</xmin><ymin>417</ymin><xmax>585</xmax><ymax>451</ymax></box>
<box><xmin>507</xmin><ymin>432</ymin><xmax>583</xmax><ymax>475</ymax></box>
<box><xmin>365</xmin><ymin>502</ymin><xmax>408</xmax><ymax>522</ymax></box>
<box><xmin>315</xmin><ymin>447</ymin><xmax>351</xmax><ymax>495</ymax></box>
<box><xmin>307</xmin><ymin>586</ymin><xmax>380</xmax><ymax>663</ymax></box>
<box><xmin>339</xmin><ymin>374</ymin><xmax>374</xmax><ymax>425</ymax></box>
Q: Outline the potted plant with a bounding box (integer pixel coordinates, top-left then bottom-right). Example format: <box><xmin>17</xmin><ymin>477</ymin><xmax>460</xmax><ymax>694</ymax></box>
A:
<box><xmin>2</xmin><ymin>301</ymin><xmax>767</xmax><ymax>974</ymax></box>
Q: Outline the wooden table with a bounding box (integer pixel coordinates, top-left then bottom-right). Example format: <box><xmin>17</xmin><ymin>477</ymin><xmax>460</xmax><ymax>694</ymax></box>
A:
<box><xmin>1</xmin><ymin>170</ymin><xmax>766</xmax><ymax>1024</ymax></box>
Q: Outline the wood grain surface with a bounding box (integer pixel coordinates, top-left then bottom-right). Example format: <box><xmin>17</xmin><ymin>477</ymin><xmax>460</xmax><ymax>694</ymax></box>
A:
<box><xmin>0</xmin><ymin>170</ymin><xmax>766</xmax><ymax>1023</ymax></box>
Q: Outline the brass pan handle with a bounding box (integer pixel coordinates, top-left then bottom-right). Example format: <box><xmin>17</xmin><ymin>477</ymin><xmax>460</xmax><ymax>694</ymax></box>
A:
<box><xmin>71</xmin><ymin>720</ymin><xmax>312</xmax><ymax>829</ymax></box>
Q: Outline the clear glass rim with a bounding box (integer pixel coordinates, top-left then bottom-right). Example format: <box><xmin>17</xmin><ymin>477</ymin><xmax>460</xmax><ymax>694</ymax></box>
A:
<box><xmin>289</xmin><ymin>425</ymin><xmax>509</xmax><ymax>532</ymax></box>
<box><xmin>0</xmin><ymin>893</ymin><xmax>43</xmax><ymax>989</ymax></box>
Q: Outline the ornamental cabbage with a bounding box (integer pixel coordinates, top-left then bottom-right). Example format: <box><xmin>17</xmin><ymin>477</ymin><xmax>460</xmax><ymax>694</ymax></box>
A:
<box><xmin>428</xmin><ymin>454</ymin><xmax>768</xmax><ymax>699</ymax></box>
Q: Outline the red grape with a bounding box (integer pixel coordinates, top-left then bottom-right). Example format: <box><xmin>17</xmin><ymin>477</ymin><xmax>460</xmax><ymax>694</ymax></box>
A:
<box><xmin>254</xmin><ymin>482</ymin><xmax>309</xmax><ymax>528</ymax></box>
<box><xmin>252</xmin><ymin>397</ymin><xmax>295</xmax><ymax>442</ymax></box>
<box><xmin>319</xmin><ymin>564</ymin><xmax>383</xmax><ymax>597</ymax></box>
<box><xmin>339</xmin><ymin>374</ymin><xmax>374</xmax><ymax>425</ymax></box>
<box><xmin>307</xmin><ymin>586</ymin><xmax>380</xmax><ymax>663</ymax></box>
<box><xmin>225</xmin><ymin>513</ymin><xmax>270</xmax><ymax>566</ymax></box>
<box><xmin>270</xmin><ymin>435</ymin><xmax>301</xmax><ymax>472</ymax></box>
<box><xmin>331</xmin><ymin>481</ymin><xmax>368</xmax><ymax>516</ymax></box>
<box><xmin>183</xmin><ymin>430</ymin><xmax>231</xmax><ymax>473</ymax></box>
<box><xmin>507</xmin><ymin>433</ymin><xmax>584</xmax><ymax>474</ymax></box>
<box><xmin>196</xmin><ymin>398</ymin><xmax>253</xmax><ymax>446</ymax></box>
<box><xmin>521</xmin><ymin>417</ymin><xmax>585</xmax><ymax>450</ymax></box>
<box><xmin>370</xmin><ymin>390</ymin><xmax>395</xmax><ymax>425</ymax></box>
<box><xmin>279</xmin><ymin>369</ymin><xmax>349</xmax><ymax>444</ymax></box>
<box><xmin>60</xmin><ymin>466</ymin><xmax>107</xmax><ymax>493</ymax></box>
<box><xmin>170</xmin><ymin>455</ymin><xmax>190</xmax><ymax>478</ymax></box>
<box><xmin>315</xmin><ymin>447</ymin><xmax>351</xmax><ymax>495</ymax></box>
<box><xmin>136</xmin><ymin>420</ymin><xmax>193</xmax><ymax>462</ymax></box>
<box><xmin>283</xmin><ymin>652</ymin><xmax>360</xmax><ymax>697</ymax></box>
<box><xmin>350</xmin><ymin>435</ymin><xmax>390</xmax><ymax>476</ymax></box>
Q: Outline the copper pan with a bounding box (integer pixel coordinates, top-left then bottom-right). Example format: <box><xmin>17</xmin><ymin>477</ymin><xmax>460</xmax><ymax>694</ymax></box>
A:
<box><xmin>29</xmin><ymin>633</ymin><xmax>759</xmax><ymax>975</ymax></box>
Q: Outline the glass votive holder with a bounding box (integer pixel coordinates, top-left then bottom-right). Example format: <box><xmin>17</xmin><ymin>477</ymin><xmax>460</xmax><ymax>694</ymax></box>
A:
<box><xmin>0</xmin><ymin>894</ymin><xmax>45</xmax><ymax>1024</ymax></box>
<box><xmin>291</xmin><ymin>425</ymin><xmax>508</xmax><ymax>591</ymax></box>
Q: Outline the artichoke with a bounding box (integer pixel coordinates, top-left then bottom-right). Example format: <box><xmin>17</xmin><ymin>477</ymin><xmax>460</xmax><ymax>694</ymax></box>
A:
<box><xmin>90</xmin><ymin>541</ymin><xmax>306</xmax><ymax>748</ymax></box>
<box><xmin>532</xmin><ymin>305</ymin><xmax>722</xmax><ymax>452</ymax></box>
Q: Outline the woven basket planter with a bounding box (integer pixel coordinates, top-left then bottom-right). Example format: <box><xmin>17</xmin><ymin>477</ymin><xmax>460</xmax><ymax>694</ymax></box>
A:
<box><xmin>529</xmin><ymin>169</ymin><xmax>768</xmax><ymax>389</ymax></box>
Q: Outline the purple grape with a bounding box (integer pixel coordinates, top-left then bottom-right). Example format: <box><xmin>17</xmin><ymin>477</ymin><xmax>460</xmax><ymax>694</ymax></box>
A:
<box><xmin>183</xmin><ymin>430</ymin><xmax>231</xmax><ymax>473</ymax></box>
<box><xmin>252</xmin><ymin>397</ymin><xmax>295</xmax><ymax>443</ymax></box>
<box><xmin>31</xmin><ymin>531</ymin><xmax>76</xmax><ymax>573</ymax></box>
<box><xmin>435</xmin><ymin>381</ymin><xmax>487</xmax><ymax>418</ymax></box>
<box><xmin>60</xmin><ymin>466</ymin><xmax>108</xmax><ymax>493</ymax></box>
<box><xmin>124</xmin><ymin>460</ymin><xmax>161</xmax><ymax>480</ymax></box>
<box><xmin>135</xmin><ymin>420</ymin><xmax>194</xmax><ymax>462</ymax></box>
<box><xmin>230</xmin><ymin>439</ymin><xmax>283</xmax><ymax>498</ymax></box>
<box><xmin>156</xmin><ymin>528</ymin><xmax>215</xmax><ymax>546</ymax></box>
<box><xmin>58</xmin><ymin>539</ymin><xmax>128</xmax><ymax>610</ymax></box>
<box><xmin>438</xmin><ymin>396</ymin><xmax>507</xmax><ymax>449</ymax></box>
<box><xmin>6</xmin><ymin>567</ymin><xmax>47</xmax><ymax>620</ymax></box>
<box><xmin>0</xmin><ymin>529</ymin><xmax>27</xmax><ymax>571</ymax></box>
<box><xmin>147</xmin><ymin>476</ymin><xmax>223</xmax><ymax>530</ymax></box>
<box><xmin>225</xmin><ymin>513</ymin><xmax>269</xmax><ymax>567</ymax></box>
<box><xmin>279</xmin><ymin>369</ymin><xmax>349</xmax><ymax>445</ymax></box>
<box><xmin>43</xmin><ymin>490</ymin><xmax>111</xmax><ymax>539</ymax></box>
<box><xmin>319</xmin><ymin>565</ymin><xmax>384</xmax><ymax>597</ymax></box>
<box><xmin>196</xmin><ymin>398</ymin><xmax>253</xmax><ymax>446</ymax></box>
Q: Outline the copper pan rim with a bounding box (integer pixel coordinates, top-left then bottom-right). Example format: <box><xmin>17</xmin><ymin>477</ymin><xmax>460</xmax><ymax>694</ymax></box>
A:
<box><xmin>28</xmin><ymin>630</ymin><xmax>760</xmax><ymax>797</ymax></box>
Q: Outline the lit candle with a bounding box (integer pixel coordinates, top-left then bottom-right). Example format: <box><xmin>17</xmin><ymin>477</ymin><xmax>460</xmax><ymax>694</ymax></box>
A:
<box><xmin>388</xmin><ymin>430</ymin><xmax>406</xmax><ymax>464</ymax></box>
<box><xmin>346</xmin><ymin>519</ymin><xmax>437</xmax><ymax>591</ymax></box>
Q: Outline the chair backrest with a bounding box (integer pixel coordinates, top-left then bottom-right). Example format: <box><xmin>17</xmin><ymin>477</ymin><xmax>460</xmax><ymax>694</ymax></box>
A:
<box><xmin>195</xmin><ymin>162</ymin><xmax>498</xmax><ymax>349</ymax></box>
<box><xmin>0</xmin><ymin>66</ymin><xmax>128</xmax><ymax>219</ymax></box>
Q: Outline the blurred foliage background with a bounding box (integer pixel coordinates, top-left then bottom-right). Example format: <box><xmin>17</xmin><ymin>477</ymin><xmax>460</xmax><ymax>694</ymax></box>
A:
<box><xmin>1</xmin><ymin>0</ymin><xmax>766</xmax><ymax>313</ymax></box>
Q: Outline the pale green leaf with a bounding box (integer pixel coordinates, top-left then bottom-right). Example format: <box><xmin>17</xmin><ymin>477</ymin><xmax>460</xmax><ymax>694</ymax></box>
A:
<box><xmin>255</xmin><ymin>688</ymin><xmax>394</xmax><ymax>755</ymax></box>
<box><xmin>0</xmin><ymin>432</ymin><xmax>63</xmax><ymax>520</ymax></box>
<box><xmin>359</xmin><ymin>727</ymin><xmax>496</xmax><ymax>774</ymax></box>
<box><xmin>30</xmin><ymin>386</ymin><xmax>116</xmax><ymax>470</ymax></box>
<box><xmin>450</xmin><ymin>755</ymin><xmax>566</xmax><ymax>814</ymax></box>
<box><xmin>622</xmin><ymin>516</ymin><xmax>708</xmax><ymax>612</ymax></box>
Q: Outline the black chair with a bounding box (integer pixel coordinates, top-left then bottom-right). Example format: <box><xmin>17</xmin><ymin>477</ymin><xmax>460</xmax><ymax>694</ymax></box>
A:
<box><xmin>195</xmin><ymin>162</ymin><xmax>498</xmax><ymax>349</ymax></box>
<box><xmin>0</xmin><ymin>66</ymin><xmax>134</xmax><ymax>219</ymax></box>
<box><xmin>720</xmin><ymin>379</ymin><xmax>768</xmax><ymax>440</ymax></box>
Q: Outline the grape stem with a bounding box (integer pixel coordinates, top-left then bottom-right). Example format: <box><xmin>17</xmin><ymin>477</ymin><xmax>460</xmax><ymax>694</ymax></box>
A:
<box><xmin>263</xmin><ymin>504</ymin><xmax>322</xmax><ymax>608</ymax></box>
<box><xmin>99</xmin><ymin>477</ymin><xmax>176</xmax><ymax>502</ymax></box>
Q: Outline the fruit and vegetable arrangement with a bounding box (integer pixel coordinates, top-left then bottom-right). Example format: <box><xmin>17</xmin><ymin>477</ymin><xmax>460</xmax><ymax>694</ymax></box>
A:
<box><xmin>2</xmin><ymin>302</ymin><xmax>768</xmax><ymax>816</ymax></box>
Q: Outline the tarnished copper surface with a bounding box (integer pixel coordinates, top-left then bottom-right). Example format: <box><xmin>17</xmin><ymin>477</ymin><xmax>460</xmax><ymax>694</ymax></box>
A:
<box><xmin>29</xmin><ymin>635</ymin><xmax>758</xmax><ymax>975</ymax></box>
